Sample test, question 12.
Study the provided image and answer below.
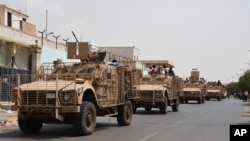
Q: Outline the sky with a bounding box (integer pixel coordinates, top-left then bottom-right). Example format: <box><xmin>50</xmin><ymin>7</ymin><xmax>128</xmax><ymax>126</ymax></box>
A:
<box><xmin>1</xmin><ymin>0</ymin><xmax>250</xmax><ymax>83</ymax></box>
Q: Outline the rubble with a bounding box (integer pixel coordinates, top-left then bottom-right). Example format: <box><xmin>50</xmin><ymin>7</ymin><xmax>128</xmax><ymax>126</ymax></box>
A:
<box><xmin>0</xmin><ymin>107</ymin><xmax>17</xmax><ymax>127</ymax></box>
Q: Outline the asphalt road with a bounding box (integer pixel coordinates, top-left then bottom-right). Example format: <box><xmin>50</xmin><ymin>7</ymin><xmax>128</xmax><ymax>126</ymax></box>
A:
<box><xmin>0</xmin><ymin>98</ymin><xmax>249</xmax><ymax>141</ymax></box>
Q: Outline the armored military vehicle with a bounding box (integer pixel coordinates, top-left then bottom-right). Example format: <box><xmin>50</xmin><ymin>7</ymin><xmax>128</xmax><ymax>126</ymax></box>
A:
<box><xmin>205</xmin><ymin>81</ymin><xmax>224</xmax><ymax>101</ymax></box>
<box><xmin>11</xmin><ymin>41</ymin><xmax>140</xmax><ymax>135</ymax></box>
<box><xmin>180</xmin><ymin>69</ymin><xmax>206</xmax><ymax>104</ymax></box>
<box><xmin>132</xmin><ymin>60</ymin><xmax>182</xmax><ymax>114</ymax></box>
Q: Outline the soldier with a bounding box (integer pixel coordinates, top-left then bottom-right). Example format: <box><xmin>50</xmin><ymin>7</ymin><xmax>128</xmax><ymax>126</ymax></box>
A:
<box><xmin>168</xmin><ymin>67</ymin><xmax>175</xmax><ymax>76</ymax></box>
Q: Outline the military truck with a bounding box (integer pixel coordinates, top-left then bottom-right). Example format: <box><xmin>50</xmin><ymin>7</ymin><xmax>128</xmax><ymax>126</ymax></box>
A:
<box><xmin>180</xmin><ymin>68</ymin><xmax>206</xmax><ymax>104</ymax></box>
<box><xmin>132</xmin><ymin>60</ymin><xmax>182</xmax><ymax>114</ymax></box>
<box><xmin>205</xmin><ymin>81</ymin><xmax>224</xmax><ymax>101</ymax></box>
<box><xmin>11</xmin><ymin>41</ymin><xmax>140</xmax><ymax>136</ymax></box>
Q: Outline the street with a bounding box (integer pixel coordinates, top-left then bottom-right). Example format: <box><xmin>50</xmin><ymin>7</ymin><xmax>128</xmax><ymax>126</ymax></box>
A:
<box><xmin>0</xmin><ymin>99</ymin><xmax>249</xmax><ymax>141</ymax></box>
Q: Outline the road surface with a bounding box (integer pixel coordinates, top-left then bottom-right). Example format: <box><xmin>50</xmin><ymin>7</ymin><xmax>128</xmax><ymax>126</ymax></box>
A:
<box><xmin>0</xmin><ymin>98</ymin><xmax>249</xmax><ymax>141</ymax></box>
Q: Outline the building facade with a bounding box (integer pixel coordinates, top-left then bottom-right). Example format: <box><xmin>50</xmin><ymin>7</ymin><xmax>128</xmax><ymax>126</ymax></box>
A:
<box><xmin>98</xmin><ymin>46</ymin><xmax>144</xmax><ymax>69</ymax></box>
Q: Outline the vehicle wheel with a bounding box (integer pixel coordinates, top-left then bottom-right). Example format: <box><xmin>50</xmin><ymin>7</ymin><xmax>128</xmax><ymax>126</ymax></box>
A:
<box><xmin>197</xmin><ymin>97</ymin><xmax>202</xmax><ymax>104</ymax></box>
<box><xmin>145</xmin><ymin>107</ymin><xmax>152</xmax><ymax>112</ymax></box>
<box><xmin>185</xmin><ymin>100</ymin><xmax>188</xmax><ymax>104</ymax></box>
<box><xmin>74</xmin><ymin>101</ymin><xmax>96</xmax><ymax>136</ymax></box>
<box><xmin>18</xmin><ymin>118</ymin><xmax>43</xmax><ymax>134</ymax></box>
<box><xmin>205</xmin><ymin>97</ymin><xmax>209</xmax><ymax>101</ymax></box>
<box><xmin>180</xmin><ymin>98</ymin><xmax>184</xmax><ymax>104</ymax></box>
<box><xmin>133</xmin><ymin>106</ymin><xmax>137</xmax><ymax>114</ymax></box>
<box><xmin>217</xmin><ymin>96</ymin><xmax>221</xmax><ymax>101</ymax></box>
<box><xmin>117</xmin><ymin>100</ymin><xmax>133</xmax><ymax>126</ymax></box>
<box><xmin>172</xmin><ymin>98</ymin><xmax>180</xmax><ymax>112</ymax></box>
<box><xmin>202</xmin><ymin>98</ymin><xmax>205</xmax><ymax>103</ymax></box>
<box><xmin>159</xmin><ymin>97</ymin><xmax>167</xmax><ymax>114</ymax></box>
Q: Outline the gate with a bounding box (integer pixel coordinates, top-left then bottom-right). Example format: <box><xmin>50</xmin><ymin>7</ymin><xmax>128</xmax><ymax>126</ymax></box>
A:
<box><xmin>0</xmin><ymin>66</ymin><xmax>30</xmax><ymax>101</ymax></box>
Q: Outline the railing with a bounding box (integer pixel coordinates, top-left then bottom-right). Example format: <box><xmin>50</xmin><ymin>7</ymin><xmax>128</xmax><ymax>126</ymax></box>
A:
<box><xmin>0</xmin><ymin>66</ymin><xmax>30</xmax><ymax>102</ymax></box>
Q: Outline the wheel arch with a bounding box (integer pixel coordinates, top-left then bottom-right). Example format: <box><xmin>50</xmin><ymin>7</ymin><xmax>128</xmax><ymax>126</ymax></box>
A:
<box><xmin>82</xmin><ymin>89</ymin><xmax>100</xmax><ymax>109</ymax></box>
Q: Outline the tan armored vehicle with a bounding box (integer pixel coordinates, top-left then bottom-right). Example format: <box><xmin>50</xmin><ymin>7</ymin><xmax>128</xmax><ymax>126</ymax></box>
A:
<box><xmin>180</xmin><ymin>69</ymin><xmax>206</xmax><ymax>104</ymax></box>
<box><xmin>132</xmin><ymin>60</ymin><xmax>183</xmax><ymax>114</ymax></box>
<box><xmin>11</xmin><ymin>41</ymin><xmax>140</xmax><ymax>135</ymax></box>
<box><xmin>205</xmin><ymin>81</ymin><xmax>224</xmax><ymax>101</ymax></box>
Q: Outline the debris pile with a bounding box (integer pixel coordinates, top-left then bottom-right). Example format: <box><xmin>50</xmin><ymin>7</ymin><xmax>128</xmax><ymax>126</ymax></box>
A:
<box><xmin>0</xmin><ymin>108</ymin><xmax>17</xmax><ymax>127</ymax></box>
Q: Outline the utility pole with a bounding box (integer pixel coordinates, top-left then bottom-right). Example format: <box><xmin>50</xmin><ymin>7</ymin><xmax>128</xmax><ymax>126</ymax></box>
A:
<box><xmin>45</xmin><ymin>9</ymin><xmax>48</xmax><ymax>39</ymax></box>
<box><xmin>38</xmin><ymin>29</ymin><xmax>46</xmax><ymax>46</ymax></box>
<box><xmin>53</xmin><ymin>35</ymin><xmax>60</xmax><ymax>49</ymax></box>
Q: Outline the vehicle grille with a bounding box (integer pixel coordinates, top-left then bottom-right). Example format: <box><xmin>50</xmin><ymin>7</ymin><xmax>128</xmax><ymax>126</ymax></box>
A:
<box><xmin>20</xmin><ymin>91</ymin><xmax>56</xmax><ymax>106</ymax></box>
<box><xmin>140</xmin><ymin>91</ymin><xmax>153</xmax><ymax>98</ymax></box>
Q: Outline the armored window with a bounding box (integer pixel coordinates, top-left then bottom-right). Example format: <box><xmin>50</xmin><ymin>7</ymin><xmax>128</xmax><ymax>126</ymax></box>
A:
<box><xmin>78</xmin><ymin>67</ymin><xmax>95</xmax><ymax>73</ymax></box>
<box><xmin>155</xmin><ymin>77</ymin><xmax>165</xmax><ymax>81</ymax></box>
<box><xmin>61</xmin><ymin>67</ymin><xmax>70</xmax><ymax>73</ymax></box>
<box><xmin>142</xmin><ymin>77</ymin><xmax>150</xmax><ymax>81</ymax></box>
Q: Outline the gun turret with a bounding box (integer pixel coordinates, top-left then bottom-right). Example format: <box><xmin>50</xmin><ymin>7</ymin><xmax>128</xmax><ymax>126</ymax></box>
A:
<box><xmin>67</xmin><ymin>31</ymin><xmax>106</xmax><ymax>62</ymax></box>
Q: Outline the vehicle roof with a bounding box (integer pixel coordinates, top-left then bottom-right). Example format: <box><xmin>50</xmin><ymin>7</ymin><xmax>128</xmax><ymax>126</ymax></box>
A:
<box><xmin>139</xmin><ymin>60</ymin><xmax>175</xmax><ymax>68</ymax></box>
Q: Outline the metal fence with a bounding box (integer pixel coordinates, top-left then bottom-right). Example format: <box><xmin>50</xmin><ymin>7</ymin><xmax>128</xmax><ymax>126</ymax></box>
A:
<box><xmin>0</xmin><ymin>66</ymin><xmax>30</xmax><ymax>101</ymax></box>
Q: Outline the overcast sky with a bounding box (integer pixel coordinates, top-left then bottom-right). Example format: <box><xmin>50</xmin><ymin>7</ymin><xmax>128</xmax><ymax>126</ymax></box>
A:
<box><xmin>1</xmin><ymin>0</ymin><xmax>250</xmax><ymax>83</ymax></box>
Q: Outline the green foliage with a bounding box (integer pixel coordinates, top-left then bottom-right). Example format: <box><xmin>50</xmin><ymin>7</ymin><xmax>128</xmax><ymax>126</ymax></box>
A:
<box><xmin>225</xmin><ymin>82</ymin><xmax>240</xmax><ymax>95</ymax></box>
<box><xmin>238</xmin><ymin>70</ymin><xmax>250</xmax><ymax>92</ymax></box>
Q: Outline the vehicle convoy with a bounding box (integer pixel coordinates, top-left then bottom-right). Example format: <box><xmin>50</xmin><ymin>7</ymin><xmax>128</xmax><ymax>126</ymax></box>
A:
<box><xmin>205</xmin><ymin>81</ymin><xmax>225</xmax><ymax>101</ymax></box>
<box><xmin>180</xmin><ymin>68</ymin><xmax>206</xmax><ymax>104</ymax></box>
<box><xmin>132</xmin><ymin>60</ymin><xmax>183</xmax><ymax>114</ymax></box>
<box><xmin>11</xmin><ymin>41</ymin><xmax>141</xmax><ymax>136</ymax></box>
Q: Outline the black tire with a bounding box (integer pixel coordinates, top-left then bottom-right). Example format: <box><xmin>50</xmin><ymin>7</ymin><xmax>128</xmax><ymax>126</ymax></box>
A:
<box><xmin>197</xmin><ymin>97</ymin><xmax>202</xmax><ymax>104</ymax></box>
<box><xmin>74</xmin><ymin>101</ymin><xmax>96</xmax><ymax>136</ymax></box>
<box><xmin>159</xmin><ymin>97</ymin><xmax>167</xmax><ymax>114</ymax></box>
<box><xmin>180</xmin><ymin>98</ymin><xmax>184</xmax><ymax>104</ymax></box>
<box><xmin>172</xmin><ymin>98</ymin><xmax>180</xmax><ymax>112</ymax></box>
<box><xmin>202</xmin><ymin>98</ymin><xmax>205</xmax><ymax>103</ymax></box>
<box><xmin>185</xmin><ymin>100</ymin><xmax>188</xmax><ymax>104</ymax></box>
<box><xmin>18</xmin><ymin>118</ymin><xmax>43</xmax><ymax>134</ymax></box>
<box><xmin>133</xmin><ymin>106</ymin><xmax>137</xmax><ymax>114</ymax></box>
<box><xmin>145</xmin><ymin>107</ymin><xmax>152</xmax><ymax>112</ymax></box>
<box><xmin>117</xmin><ymin>100</ymin><xmax>133</xmax><ymax>126</ymax></box>
<box><xmin>218</xmin><ymin>96</ymin><xmax>221</xmax><ymax>101</ymax></box>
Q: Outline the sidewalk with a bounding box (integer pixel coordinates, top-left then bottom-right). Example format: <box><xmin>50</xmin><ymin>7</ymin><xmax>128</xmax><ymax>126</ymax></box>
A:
<box><xmin>241</xmin><ymin>101</ymin><xmax>250</xmax><ymax>124</ymax></box>
<box><xmin>0</xmin><ymin>102</ymin><xmax>17</xmax><ymax>127</ymax></box>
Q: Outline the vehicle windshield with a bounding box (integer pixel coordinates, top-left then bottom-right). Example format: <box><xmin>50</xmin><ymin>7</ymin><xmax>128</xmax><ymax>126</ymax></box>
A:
<box><xmin>141</xmin><ymin>77</ymin><xmax>151</xmax><ymax>81</ymax></box>
<box><xmin>155</xmin><ymin>77</ymin><xmax>165</xmax><ymax>81</ymax></box>
<box><xmin>78</xmin><ymin>67</ymin><xmax>95</xmax><ymax>74</ymax></box>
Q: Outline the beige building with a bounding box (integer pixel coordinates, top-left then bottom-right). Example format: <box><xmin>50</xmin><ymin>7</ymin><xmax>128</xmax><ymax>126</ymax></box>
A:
<box><xmin>0</xmin><ymin>4</ymin><xmax>36</xmax><ymax>36</ymax></box>
<box><xmin>0</xmin><ymin>4</ymin><xmax>65</xmax><ymax>72</ymax></box>
<box><xmin>0</xmin><ymin>5</ymin><xmax>65</xmax><ymax>101</ymax></box>
<box><xmin>98</xmin><ymin>46</ymin><xmax>144</xmax><ymax>69</ymax></box>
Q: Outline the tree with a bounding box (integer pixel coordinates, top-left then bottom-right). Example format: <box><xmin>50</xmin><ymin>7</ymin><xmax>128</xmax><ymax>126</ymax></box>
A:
<box><xmin>225</xmin><ymin>82</ymin><xmax>240</xmax><ymax>95</ymax></box>
<box><xmin>238</xmin><ymin>70</ymin><xmax>250</xmax><ymax>92</ymax></box>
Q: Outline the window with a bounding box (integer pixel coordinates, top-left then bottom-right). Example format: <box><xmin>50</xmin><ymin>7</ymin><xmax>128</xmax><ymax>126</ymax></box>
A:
<box><xmin>7</xmin><ymin>12</ymin><xmax>12</xmax><ymax>27</ymax></box>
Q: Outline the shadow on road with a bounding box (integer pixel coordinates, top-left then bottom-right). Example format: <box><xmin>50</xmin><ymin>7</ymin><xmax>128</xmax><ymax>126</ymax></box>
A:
<box><xmin>0</xmin><ymin>122</ymin><xmax>118</xmax><ymax>139</ymax></box>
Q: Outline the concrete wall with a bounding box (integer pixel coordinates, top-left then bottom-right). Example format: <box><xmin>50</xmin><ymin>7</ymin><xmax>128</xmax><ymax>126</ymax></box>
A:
<box><xmin>0</xmin><ymin>25</ymin><xmax>66</xmax><ymax>51</ymax></box>
<box><xmin>21</xmin><ymin>21</ymin><xmax>36</xmax><ymax>36</ymax></box>
<box><xmin>0</xmin><ymin>5</ymin><xmax>5</xmax><ymax>25</ymax></box>
<box><xmin>0</xmin><ymin>42</ymin><xmax>30</xmax><ymax>70</ymax></box>
<box><xmin>99</xmin><ymin>46</ymin><xmax>140</xmax><ymax>61</ymax></box>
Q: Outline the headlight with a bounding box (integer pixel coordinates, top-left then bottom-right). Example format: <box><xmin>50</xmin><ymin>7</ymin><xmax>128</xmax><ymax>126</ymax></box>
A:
<box><xmin>64</xmin><ymin>94</ymin><xmax>70</xmax><ymax>101</ymax></box>
<box><xmin>61</xmin><ymin>91</ymin><xmax>75</xmax><ymax>102</ymax></box>
<box><xmin>155</xmin><ymin>91</ymin><xmax>162</xmax><ymax>97</ymax></box>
